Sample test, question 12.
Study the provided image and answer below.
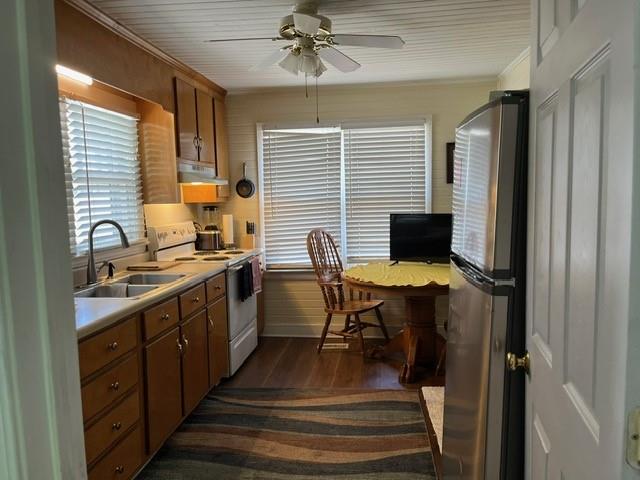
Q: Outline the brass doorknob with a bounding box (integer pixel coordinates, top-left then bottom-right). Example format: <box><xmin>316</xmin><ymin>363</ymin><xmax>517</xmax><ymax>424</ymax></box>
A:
<box><xmin>506</xmin><ymin>351</ymin><xmax>530</xmax><ymax>375</ymax></box>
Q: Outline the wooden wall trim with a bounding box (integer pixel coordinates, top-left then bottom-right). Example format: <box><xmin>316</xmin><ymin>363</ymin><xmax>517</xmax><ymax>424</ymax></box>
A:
<box><xmin>61</xmin><ymin>0</ymin><xmax>226</xmax><ymax>99</ymax></box>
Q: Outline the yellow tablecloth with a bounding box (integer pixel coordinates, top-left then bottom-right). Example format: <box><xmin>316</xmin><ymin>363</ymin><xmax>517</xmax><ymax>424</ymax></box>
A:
<box><xmin>344</xmin><ymin>261</ymin><xmax>450</xmax><ymax>287</ymax></box>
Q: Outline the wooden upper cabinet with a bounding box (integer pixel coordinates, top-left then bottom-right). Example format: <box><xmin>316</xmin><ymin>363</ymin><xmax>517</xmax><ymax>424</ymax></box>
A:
<box><xmin>144</xmin><ymin>327</ymin><xmax>182</xmax><ymax>453</ymax></box>
<box><xmin>181</xmin><ymin>311</ymin><xmax>210</xmax><ymax>414</ymax></box>
<box><xmin>196</xmin><ymin>90</ymin><xmax>216</xmax><ymax>165</ymax></box>
<box><xmin>138</xmin><ymin>101</ymin><xmax>180</xmax><ymax>204</ymax></box>
<box><xmin>213</xmin><ymin>97</ymin><xmax>230</xmax><ymax>197</ymax></box>
<box><xmin>174</xmin><ymin>77</ymin><xmax>198</xmax><ymax>162</ymax></box>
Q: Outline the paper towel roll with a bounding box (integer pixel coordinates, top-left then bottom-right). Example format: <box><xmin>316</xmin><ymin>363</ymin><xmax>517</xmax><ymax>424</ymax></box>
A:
<box><xmin>222</xmin><ymin>214</ymin><xmax>234</xmax><ymax>246</ymax></box>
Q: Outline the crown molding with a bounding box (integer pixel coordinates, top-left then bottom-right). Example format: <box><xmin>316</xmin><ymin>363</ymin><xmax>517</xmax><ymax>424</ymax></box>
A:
<box><xmin>61</xmin><ymin>0</ymin><xmax>226</xmax><ymax>98</ymax></box>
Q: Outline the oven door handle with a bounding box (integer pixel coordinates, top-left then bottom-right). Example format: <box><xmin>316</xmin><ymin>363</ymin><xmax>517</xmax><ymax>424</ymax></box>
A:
<box><xmin>228</xmin><ymin>265</ymin><xmax>244</xmax><ymax>273</ymax></box>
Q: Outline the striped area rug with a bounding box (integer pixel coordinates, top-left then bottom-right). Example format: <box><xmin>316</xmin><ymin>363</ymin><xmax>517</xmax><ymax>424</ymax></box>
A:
<box><xmin>138</xmin><ymin>389</ymin><xmax>437</xmax><ymax>479</ymax></box>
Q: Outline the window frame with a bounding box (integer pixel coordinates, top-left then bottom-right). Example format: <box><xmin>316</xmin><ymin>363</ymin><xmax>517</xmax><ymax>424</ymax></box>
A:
<box><xmin>257</xmin><ymin>117</ymin><xmax>433</xmax><ymax>270</ymax></box>
<box><xmin>59</xmin><ymin>96</ymin><xmax>148</xmax><ymax>267</ymax></box>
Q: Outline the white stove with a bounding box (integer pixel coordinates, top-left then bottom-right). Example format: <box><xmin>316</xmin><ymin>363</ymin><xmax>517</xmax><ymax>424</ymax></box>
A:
<box><xmin>148</xmin><ymin>221</ymin><xmax>255</xmax><ymax>266</ymax></box>
<box><xmin>148</xmin><ymin>221</ymin><xmax>260</xmax><ymax>377</ymax></box>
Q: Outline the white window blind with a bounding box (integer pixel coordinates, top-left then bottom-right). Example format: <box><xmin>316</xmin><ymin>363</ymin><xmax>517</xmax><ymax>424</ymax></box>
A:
<box><xmin>59</xmin><ymin>97</ymin><xmax>144</xmax><ymax>256</ymax></box>
<box><xmin>344</xmin><ymin>125</ymin><xmax>427</xmax><ymax>262</ymax></box>
<box><xmin>262</xmin><ymin>127</ymin><xmax>341</xmax><ymax>268</ymax></box>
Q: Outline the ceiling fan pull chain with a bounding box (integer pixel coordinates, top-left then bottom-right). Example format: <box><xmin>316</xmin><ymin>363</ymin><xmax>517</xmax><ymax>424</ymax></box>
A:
<box><xmin>316</xmin><ymin>75</ymin><xmax>320</xmax><ymax>124</ymax></box>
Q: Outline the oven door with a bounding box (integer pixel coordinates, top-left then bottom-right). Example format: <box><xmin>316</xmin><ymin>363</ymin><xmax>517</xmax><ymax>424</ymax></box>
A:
<box><xmin>226</xmin><ymin>263</ymin><xmax>258</xmax><ymax>341</ymax></box>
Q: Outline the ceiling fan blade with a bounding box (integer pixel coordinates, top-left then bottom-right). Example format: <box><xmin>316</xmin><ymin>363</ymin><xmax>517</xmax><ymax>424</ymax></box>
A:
<box><xmin>250</xmin><ymin>48</ymin><xmax>292</xmax><ymax>71</ymax></box>
<box><xmin>331</xmin><ymin>34</ymin><xmax>405</xmax><ymax>49</ymax></box>
<box><xmin>318</xmin><ymin>47</ymin><xmax>360</xmax><ymax>73</ymax></box>
<box><xmin>204</xmin><ymin>37</ymin><xmax>282</xmax><ymax>43</ymax></box>
<box><xmin>293</xmin><ymin>12</ymin><xmax>321</xmax><ymax>36</ymax></box>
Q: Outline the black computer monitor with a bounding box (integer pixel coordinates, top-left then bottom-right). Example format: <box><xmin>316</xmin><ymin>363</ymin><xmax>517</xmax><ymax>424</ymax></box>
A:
<box><xmin>390</xmin><ymin>213</ymin><xmax>452</xmax><ymax>263</ymax></box>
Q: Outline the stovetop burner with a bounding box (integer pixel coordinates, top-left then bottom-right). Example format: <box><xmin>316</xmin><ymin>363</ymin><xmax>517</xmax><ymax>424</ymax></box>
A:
<box><xmin>224</xmin><ymin>250</ymin><xmax>245</xmax><ymax>254</ymax></box>
<box><xmin>203</xmin><ymin>256</ymin><xmax>231</xmax><ymax>261</ymax></box>
<box><xmin>175</xmin><ymin>256</ymin><xmax>196</xmax><ymax>261</ymax></box>
<box><xmin>194</xmin><ymin>251</ymin><xmax>222</xmax><ymax>256</ymax></box>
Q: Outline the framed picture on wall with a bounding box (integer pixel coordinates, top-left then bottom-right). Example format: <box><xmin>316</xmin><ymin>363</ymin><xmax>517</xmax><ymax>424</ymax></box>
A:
<box><xmin>446</xmin><ymin>142</ymin><xmax>455</xmax><ymax>184</ymax></box>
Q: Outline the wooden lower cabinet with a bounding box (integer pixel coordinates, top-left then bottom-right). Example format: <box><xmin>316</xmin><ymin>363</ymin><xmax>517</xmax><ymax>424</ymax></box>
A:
<box><xmin>145</xmin><ymin>327</ymin><xmax>182</xmax><ymax>453</ymax></box>
<box><xmin>207</xmin><ymin>297</ymin><xmax>229</xmax><ymax>387</ymax></box>
<box><xmin>79</xmin><ymin>275</ymin><xmax>229</xmax><ymax>478</ymax></box>
<box><xmin>88</xmin><ymin>426</ymin><xmax>142</xmax><ymax>480</ymax></box>
<box><xmin>180</xmin><ymin>310</ymin><xmax>210</xmax><ymax>413</ymax></box>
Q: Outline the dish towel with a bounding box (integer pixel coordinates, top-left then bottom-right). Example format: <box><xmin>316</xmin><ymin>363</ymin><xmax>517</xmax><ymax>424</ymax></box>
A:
<box><xmin>250</xmin><ymin>256</ymin><xmax>262</xmax><ymax>294</ymax></box>
<box><xmin>238</xmin><ymin>261</ymin><xmax>254</xmax><ymax>301</ymax></box>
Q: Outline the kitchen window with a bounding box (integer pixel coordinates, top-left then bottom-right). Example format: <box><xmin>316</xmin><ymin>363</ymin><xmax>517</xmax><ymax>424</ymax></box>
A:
<box><xmin>259</xmin><ymin>121</ymin><xmax>430</xmax><ymax>269</ymax></box>
<box><xmin>59</xmin><ymin>97</ymin><xmax>145</xmax><ymax>257</ymax></box>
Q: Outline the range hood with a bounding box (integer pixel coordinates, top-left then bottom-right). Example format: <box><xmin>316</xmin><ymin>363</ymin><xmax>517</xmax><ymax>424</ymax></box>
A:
<box><xmin>178</xmin><ymin>161</ymin><xmax>229</xmax><ymax>185</ymax></box>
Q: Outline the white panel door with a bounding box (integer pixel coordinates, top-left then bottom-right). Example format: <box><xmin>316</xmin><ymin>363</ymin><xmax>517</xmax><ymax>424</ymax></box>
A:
<box><xmin>527</xmin><ymin>0</ymin><xmax>637</xmax><ymax>479</ymax></box>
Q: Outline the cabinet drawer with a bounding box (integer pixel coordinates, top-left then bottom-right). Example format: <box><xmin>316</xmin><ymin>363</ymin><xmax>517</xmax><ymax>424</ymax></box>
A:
<box><xmin>88</xmin><ymin>426</ymin><xmax>142</xmax><ymax>480</ymax></box>
<box><xmin>143</xmin><ymin>297</ymin><xmax>179</xmax><ymax>340</ymax></box>
<box><xmin>85</xmin><ymin>391</ymin><xmax>140</xmax><ymax>465</ymax></box>
<box><xmin>82</xmin><ymin>353</ymin><xmax>139</xmax><ymax>421</ymax></box>
<box><xmin>179</xmin><ymin>283</ymin><xmax>206</xmax><ymax>318</ymax></box>
<box><xmin>79</xmin><ymin>317</ymin><xmax>137</xmax><ymax>379</ymax></box>
<box><xmin>206</xmin><ymin>273</ymin><xmax>226</xmax><ymax>303</ymax></box>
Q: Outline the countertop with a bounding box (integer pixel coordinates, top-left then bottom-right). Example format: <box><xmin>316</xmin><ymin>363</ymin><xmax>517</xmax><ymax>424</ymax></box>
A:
<box><xmin>75</xmin><ymin>262</ymin><xmax>227</xmax><ymax>340</ymax></box>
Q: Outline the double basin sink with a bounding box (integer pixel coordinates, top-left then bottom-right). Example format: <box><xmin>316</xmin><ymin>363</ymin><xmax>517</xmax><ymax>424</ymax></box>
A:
<box><xmin>74</xmin><ymin>273</ymin><xmax>187</xmax><ymax>299</ymax></box>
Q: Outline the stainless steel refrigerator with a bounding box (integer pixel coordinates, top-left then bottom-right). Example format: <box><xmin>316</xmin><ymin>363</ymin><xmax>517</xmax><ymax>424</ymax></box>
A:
<box><xmin>442</xmin><ymin>91</ymin><xmax>528</xmax><ymax>480</ymax></box>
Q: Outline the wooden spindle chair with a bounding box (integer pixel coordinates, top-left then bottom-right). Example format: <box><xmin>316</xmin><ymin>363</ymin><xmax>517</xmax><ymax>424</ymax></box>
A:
<box><xmin>306</xmin><ymin>228</ymin><xmax>389</xmax><ymax>354</ymax></box>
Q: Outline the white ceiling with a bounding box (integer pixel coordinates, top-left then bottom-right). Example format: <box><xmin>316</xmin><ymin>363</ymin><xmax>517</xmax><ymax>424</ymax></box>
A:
<box><xmin>89</xmin><ymin>0</ymin><xmax>531</xmax><ymax>92</ymax></box>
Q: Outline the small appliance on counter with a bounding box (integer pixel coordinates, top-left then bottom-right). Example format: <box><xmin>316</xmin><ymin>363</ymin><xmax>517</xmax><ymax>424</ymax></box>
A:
<box><xmin>195</xmin><ymin>206</ymin><xmax>223</xmax><ymax>251</ymax></box>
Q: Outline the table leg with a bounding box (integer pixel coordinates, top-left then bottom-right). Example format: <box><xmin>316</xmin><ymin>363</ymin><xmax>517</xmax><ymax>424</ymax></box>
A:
<box><xmin>368</xmin><ymin>295</ymin><xmax>438</xmax><ymax>383</ymax></box>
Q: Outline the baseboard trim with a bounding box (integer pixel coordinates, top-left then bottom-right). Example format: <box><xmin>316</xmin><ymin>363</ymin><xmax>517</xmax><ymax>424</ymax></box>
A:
<box><xmin>262</xmin><ymin>323</ymin><xmax>402</xmax><ymax>338</ymax></box>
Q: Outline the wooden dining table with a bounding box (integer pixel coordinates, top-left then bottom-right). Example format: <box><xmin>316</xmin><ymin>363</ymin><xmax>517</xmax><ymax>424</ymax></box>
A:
<box><xmin>343</xmin><ymin>262</ymin><xmax>450</xmax><ymax>383</ymax></box>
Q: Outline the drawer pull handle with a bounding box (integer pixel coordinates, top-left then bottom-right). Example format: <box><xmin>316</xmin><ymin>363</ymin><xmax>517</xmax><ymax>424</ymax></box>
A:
<box><xmin>192</xmin><ymin>296</ymin><xmax>200</xmax><ymax>303</ymax></box>
<box><xmin>161</xmin><ymin>313</ymin><xmax>170</xmax><ymax>321</ymax></box>
<box><xmin>112</xmin><ymin>422</ymin><xmax>122</xmax><ymax>431</ymax></box>
<box><xmin>107</xmin><ymin>341</ymin><xmax>119</xmax><ymax>351</ymax></box>
<box><xmin>115</xmin><ymin>465</ymin><xmax>125</xmax><ymax>474</ymax></box>
<box><xmin>215</xmin><ymin>286</ymin><xmax>222</xmax><ymax>290</ymax></box>
<box><xmin>110</xmin><ymin>381</ymin><xmax>120</xmax><ymax>391</ymax></box>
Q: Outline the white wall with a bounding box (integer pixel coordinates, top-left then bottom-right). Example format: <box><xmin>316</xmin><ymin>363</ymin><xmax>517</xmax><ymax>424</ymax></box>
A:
<box><xmin>221</xmin><ymin>79</ymin><xmax>496</xmax><ymax>336</ymax></box>
<box><xmin>497</xmin><ymin>48</ymin><xmax>531</xmax><ymax>90</ymax></box>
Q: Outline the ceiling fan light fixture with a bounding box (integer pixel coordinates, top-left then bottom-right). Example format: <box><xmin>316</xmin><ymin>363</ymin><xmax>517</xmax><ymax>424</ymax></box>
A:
<box><xmin>279</xmin><ymin>51</ymin><xmax>300</xmax><ymax>75</ymax></box>
<box><xmin>299</xmin><ymin>48</ymin><xmax>319</xmax><ymax>75</ymax></box>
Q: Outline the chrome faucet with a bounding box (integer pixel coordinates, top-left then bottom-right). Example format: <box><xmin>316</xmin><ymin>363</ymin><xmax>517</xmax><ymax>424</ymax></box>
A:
<box><xmin>86</xmin><ymin>220</ymin><xmax>130</xmax><ymax>285</ymax></box>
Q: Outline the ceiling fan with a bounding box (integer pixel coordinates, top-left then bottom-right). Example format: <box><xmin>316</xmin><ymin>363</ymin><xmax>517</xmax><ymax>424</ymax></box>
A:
<box><xmin>204</xmin><ymin>1</ymin><xmax>405</xmax><ymax>78</ymax></box>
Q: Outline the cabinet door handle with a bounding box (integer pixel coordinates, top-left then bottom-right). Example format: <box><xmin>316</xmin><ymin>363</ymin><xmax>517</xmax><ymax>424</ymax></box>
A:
<box><xmin>115</xmin><ymin>465</ymin><xmax>125</xmax><ymax>474</ymax></box>
<box><xmin>107</xmin><ymin>341</ymin><xmax>119</xmax><ymax>351</ymax></box>
<box><xmin>112</xmin><ymin>422</ymin><xmax>122</xmax><ymax>431</ymax></box>
<box><xmin>208</xmin><ymin>315</ymin><xmax>214</xmax><ymax>329</ymax></box>
<box><xmin>192</xmin><ymin>296</ymin><xmax>200</xmax><ymax>303</ymax></box>
<box><xmin>177</xmin><ymin>338</ymin><xmax>184</xmax><ymax>356</ymax></box>
<box><xmin>110</xmin><ymin>381</ymin><xmax>120</xmax><ymax>391</ymax></box>
<box><xmin>161</xmin><ymin>313</ymin><xmax>170</xmax><ymax>321</ymax></box>
<box><xmin>193</xmin><ymin>136</ymin><xmax>199</xmax><ymax>149</ymax></box>
<box><xmin>215</xmin><ymin>285</ymin><xmax>222</xmax><ymax>291</ymax></box>
<box><xmin>182</xmin><ymin>335</ymin><xmax>189</xmax><ymax>354</ymax></box>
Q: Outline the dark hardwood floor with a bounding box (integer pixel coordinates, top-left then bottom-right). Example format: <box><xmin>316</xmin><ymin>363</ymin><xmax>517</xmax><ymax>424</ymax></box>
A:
<box><xmin>222</xmin><ymin>337</ymin><xmax>445</xmax><ymax>390</ymax></box>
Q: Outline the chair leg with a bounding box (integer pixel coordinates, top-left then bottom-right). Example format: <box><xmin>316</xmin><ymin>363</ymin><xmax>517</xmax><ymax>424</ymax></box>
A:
<box><xmin>354</xmin><ymin>313</ymin><xmax>365</xmax><ymax>354</ymax></box>
<box><xmin>343</xmin><ymin>314</ymin><xmax>351</xmax><ymax>342</ymax></box>
<box><xmin>374</xmin><ymin>307</ymin><xmax>390</xmax><ymax>341</ymax></box>
<box><xmin>318</xmin><ymin>313</ymin><xmax>332</xmax><ymax>353</ymax></box>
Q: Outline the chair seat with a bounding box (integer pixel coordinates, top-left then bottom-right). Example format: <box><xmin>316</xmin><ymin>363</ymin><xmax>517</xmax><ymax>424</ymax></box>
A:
<box><xmin>325</xmin><ymin>299</ymin><xmax>384</xmax><ymax>315</ymax></box>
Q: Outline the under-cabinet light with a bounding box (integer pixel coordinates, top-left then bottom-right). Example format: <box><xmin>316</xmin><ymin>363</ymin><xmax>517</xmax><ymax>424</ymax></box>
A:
<box><xmin>55</xmin><ymin>65</ymin><xmax>93</xmax><ymax>85</ymax></box>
